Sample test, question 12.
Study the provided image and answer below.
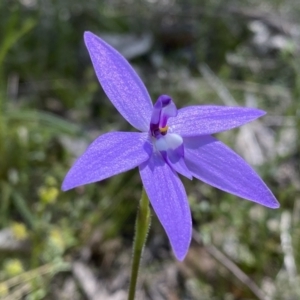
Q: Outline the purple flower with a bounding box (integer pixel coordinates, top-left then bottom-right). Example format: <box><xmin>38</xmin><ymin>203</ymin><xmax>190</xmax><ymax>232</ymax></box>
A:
<box><xmin>62</xmin><ymin>31</ymin><xmax>279</xmax><ymax>261</ymax></box>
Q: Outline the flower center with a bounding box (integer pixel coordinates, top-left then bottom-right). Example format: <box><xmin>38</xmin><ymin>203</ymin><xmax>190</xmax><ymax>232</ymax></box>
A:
<box><xmin>159</xmin><ymin>125</ymin><xmax>169</xmax><ymax>135</ymax></box>
<box><xmin>149</xmin><ymin>95</ymin><xmax>192</xmax><ymax>179</ymax></box>
<box><xmin>149</xmin><ymin>95</ymin><xmax>176</xmax><ymax>138</ymax></box>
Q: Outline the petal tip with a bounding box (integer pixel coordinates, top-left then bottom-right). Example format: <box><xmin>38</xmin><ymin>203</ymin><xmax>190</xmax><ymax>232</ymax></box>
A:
<box><xmin>256</xmin><ymin>109</ymin><xmax>266</xmax><ymax>117</ymax></box>
<box><xmin>83</xmin><ymin>31</ymin><xmax>93</xmax><ymax>39</ymax></box>
<box><xmin>260</xmin><ymin>192</ymin><xmax>280</xmax><ymax>209</ymax></box>
<box><xmin>61</xmin><ymin>180</ymin><xmax>71</xmax><ymax>192</ymax></box>
<box><xmin>269</xmin><ymin>200</ymin><xmax>280</xmax><ymax>209</ymax></box>
<box><xmin>84</xmin><ymin>31</ymin><xmax>96</xmax><ymax>47</ymax></box>
<box><xmin>245</xmin><ymin>107</ymin><xmax>266</xmax><ymax>119</ymax></box>
<box><xmin>171</xmin><ymin>226</ymin><xmax>192</xmax><ymax>261</ymax></box>
<box><xmin>255</xmin><ymin>196</ymin><xmax>280</xmax><ymax>209</ymax></box>
<box><xmin>174</xmin><ymin>250</ymin><xmax>188</xmax><ymax>261</ymax></box>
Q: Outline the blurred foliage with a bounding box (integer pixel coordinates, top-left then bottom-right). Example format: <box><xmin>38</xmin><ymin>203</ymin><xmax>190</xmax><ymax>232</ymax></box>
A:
<box><xmin>0</xmin><ymin>0</ymin><xmax>299</xmax><ymax>299</ymax></box>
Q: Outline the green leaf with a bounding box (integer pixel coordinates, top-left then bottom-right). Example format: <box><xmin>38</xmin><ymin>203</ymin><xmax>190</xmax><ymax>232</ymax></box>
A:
<box><xmin>0</xmin><ymin>181</ymin><xmax>12</xmax><ymax>227</ymax></box>
<box><xmin>0</xmin><ymin>18</ymin><xmax>36</xmax><ymax>66</ymax></box>
<box><xmin>12</xmin><ymin>192</ymin><xmax>36</xmax><ymax>229</ymax></box>
<box><xmin>7</xmin><ymin>109</ymin><xmax>82</xmax><ymax>136</ymax></box>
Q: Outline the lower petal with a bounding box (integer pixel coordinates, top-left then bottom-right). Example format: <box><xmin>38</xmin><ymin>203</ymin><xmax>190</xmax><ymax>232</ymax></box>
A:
<box><xmin>184</xmin><ymin>136</ymin><xmax>279</xmax><ymax>208</ymax></box>
<box><xmin>155</xmin><ymin>133</ymin><xmax>192</xmax><ymax>179</ymax></box>
<box><xmin>139</xmin><ymin>152</ymin><xmax>192</xmax><ymax>260</ymax></box>
<box><xmin>62</xmin><ymin>132</ymin><xmax>152</xmax><ymax>191</ymax></box>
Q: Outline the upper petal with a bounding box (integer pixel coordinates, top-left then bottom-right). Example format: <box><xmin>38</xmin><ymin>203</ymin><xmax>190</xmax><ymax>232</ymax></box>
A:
<box><xmin>139</xmin><ymin>152</ymin><xmax>192</xmax><ymax>260</ymax></box>
<box><xmin>150</xmin><ymin>95</ymin><xmax>177</xmax><ymax>135</ymax></box>
<box><xmin>62</xmin><ymin>132</ymin><xmax>152</xmax><ymax>191</ymax></box>
<box><xmin>84</xmin><ymin>31</ymin><xmax>153</xmax><ymax>131</ymax></box>
<box><xmin>168</xmin><ymin>106</ymin><xmax>265</xmax><ymax>137</ymax></box>
<box><xmin>184</xmin><ymin>136</ymin><xmax>279</xmax><ymax>208</ymax></box>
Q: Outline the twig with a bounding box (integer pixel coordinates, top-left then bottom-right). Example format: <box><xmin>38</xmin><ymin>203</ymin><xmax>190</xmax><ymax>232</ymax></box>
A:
<box><xmin>228</xmin><ymin>6</ymin><xmax>297</xmax><ymax>37</ymax></box>
<box><xmin>72</xmin><ymin>262</ymin><xmax>103</xmax><ymax>300</ymax></box>
<box><xmin>222</xmin><ymin>79</ymin><xmax>291</xmax><ymax>100</ymax></box>
<box><xmin>280</xmin><ymin>211</ymin><xmax>297</xmax><ymax>282</ymax></box>
<box><xmin>199</xmin><ymin>64</ymin><xmax>237</xmax><ymax>106</ymax></box>
<box><xmin>1</xmin><ymin>263</ymin><xmax>55</xmax><ymax>289</ymax></box>
<box><xmin>72</xmin><ymin>261</ymin><xmax>127</xmax><ymax>300</ymax></box>
<box><xmin>199</xmin><ymin>64</ymin><xmax>267</xmax><ymax>165</ymax></box>
<box><xmin>1</xmin><ymin>282</ymin><xmax>32</xmax><ymax>300</ymax></box>
<box><xmin>192</xmin><ymin>229</ymin><xmax>267</xmax><ymax>300</ymax></box>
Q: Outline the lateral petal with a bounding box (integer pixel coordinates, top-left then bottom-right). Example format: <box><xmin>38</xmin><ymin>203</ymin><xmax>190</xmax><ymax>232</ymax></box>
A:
<box><xmin>62</xmin><ymin>132</ymin><xmax>152</xmax><ymax>191</ymax></box>
<box><xmin>139</xmin><ymin>153</ymin><xmax>192</xmax><ymax>260</ymax></box>
<box><xmin>84</xmin><ymin>31</ymin><xmax>153</xmax><ymax>132</ymax></box>
<box><xmin>184</xmin><ymin>136</ymin><xmax>279</xmax><ymax>208</ymax></box>
<box><xmin>168</xmin><ymin>106</ymin><xmax>265</xmax><ymax>137</ymax></box>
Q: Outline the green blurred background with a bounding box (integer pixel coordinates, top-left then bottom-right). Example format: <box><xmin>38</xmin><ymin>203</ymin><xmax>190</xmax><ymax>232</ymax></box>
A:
<box><xmin>0</xmin><ymin>0</ymin><xmax>299</xmax><ymax>299</ymax></box>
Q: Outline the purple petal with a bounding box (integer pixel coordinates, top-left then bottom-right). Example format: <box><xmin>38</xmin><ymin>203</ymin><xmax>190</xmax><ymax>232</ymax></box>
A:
<box><xmin>155</xmin><ymin>133</ymin><xmax>192</xmax><ymax>179</ymax></box>
<box><xmin>84</xmin><ymin>31</ymin><xmax>153</xmax><ymax>132</ymax></box>
<box><xmin>139</xmin><ymin>152</ymin><xmax>192</xmax><ymax>260</ymax></box>
<box><xmin>62</xmin><ymin>132</ymin><xmax>152</xmax><ymax>191</ymax></box>
<box><xmin>184</xmin><ymin>136</ymin><xmax>279</xmax><ymax>208</ymax></box>
<box><xmin>168</xmin><ymin>106</ymin><xmax>265</xmax><ymax>137</ymax></box>
<box><xmin>150</xmin><ymin>95</ymin><xmax>177</xmax><ymax>135</ymax></box>
<box><xmin>158</xmin><ymin>95</ymin><xmax>177</xmax><ymax>128</ymax></box>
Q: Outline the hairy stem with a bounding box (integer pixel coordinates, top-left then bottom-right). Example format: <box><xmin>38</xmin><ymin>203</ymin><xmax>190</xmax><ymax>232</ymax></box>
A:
<box><xmin>128</xmin><ymin>188</ymin><xmax>151</xmax><ymax>300</ymax></box>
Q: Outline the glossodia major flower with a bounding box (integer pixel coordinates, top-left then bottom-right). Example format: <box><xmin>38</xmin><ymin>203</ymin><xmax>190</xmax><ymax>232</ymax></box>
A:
<box><xmin>62</xmin><ymin>31</ymin><xmax>279</xmax><ymax>261</ymax></box>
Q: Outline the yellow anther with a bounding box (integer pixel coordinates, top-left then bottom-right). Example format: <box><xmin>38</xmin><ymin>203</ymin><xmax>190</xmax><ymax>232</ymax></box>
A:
<box><xmin>159</xmin><ymin>126</ymin><xmax>169</xmax><ymax>134</ymax></box>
